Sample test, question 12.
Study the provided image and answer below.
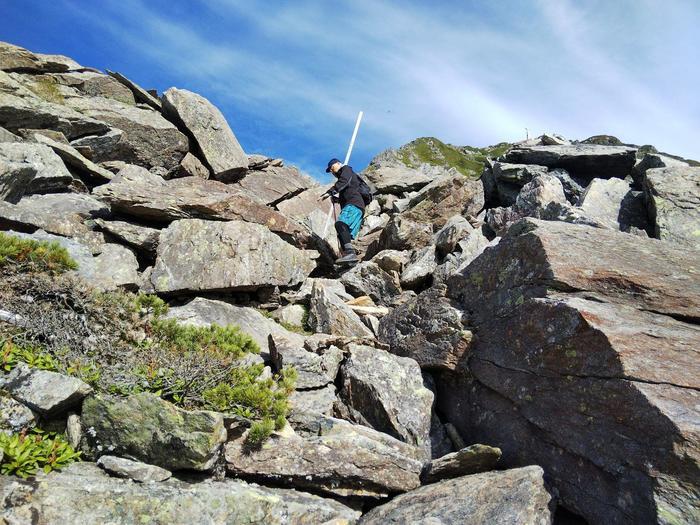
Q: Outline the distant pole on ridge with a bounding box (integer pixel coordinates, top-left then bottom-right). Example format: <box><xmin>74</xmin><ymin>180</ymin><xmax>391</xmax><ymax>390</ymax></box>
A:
<box><xmin>344</xmin><ymin>111</ymin><xmax>364</xmax><ymax>165</ymax></box>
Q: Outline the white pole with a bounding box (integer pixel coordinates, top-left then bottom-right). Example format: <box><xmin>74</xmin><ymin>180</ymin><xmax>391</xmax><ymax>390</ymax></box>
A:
<box><xmin>322</xmin><ymin>111</ymin><xmax>364</xmax><ymax>243</ymax></box>
<box><xmin>344</xmin><ymin>111</ymin><xmax>363</xmax><ymax>165</ymax></box>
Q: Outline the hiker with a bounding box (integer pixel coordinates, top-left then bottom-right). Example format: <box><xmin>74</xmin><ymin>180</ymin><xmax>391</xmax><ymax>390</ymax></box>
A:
<box><xmin>322</xmin><ymin>157</ymin><xmax>371</xmax><ymax>264</ymax></box>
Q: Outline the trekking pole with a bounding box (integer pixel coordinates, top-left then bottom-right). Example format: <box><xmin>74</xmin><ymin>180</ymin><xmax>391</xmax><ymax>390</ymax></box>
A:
<box><xmin>322</xmin><ymin>111</ymin><xmax>364</xmax><ymax>252</ymax></box>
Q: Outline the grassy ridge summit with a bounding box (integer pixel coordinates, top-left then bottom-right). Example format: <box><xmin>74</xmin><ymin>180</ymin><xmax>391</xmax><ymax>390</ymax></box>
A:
<box><xmin>396</xmin><ymin>137</ymin><xmax>511</xmax><ymax>179</ymax></box>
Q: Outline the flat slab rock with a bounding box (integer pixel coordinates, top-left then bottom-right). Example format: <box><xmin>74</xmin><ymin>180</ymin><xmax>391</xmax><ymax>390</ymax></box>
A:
<box><xmin>97</xmin><ymin>455</ymin><xmax>172</xmax><ymax>483</ymax></box>
<box><xmin>225</xmin><ymin>416</ymin><xmax>423</xmax><ymax>498</ymax></box>
<box><xmin>81</xmin><ymin>393</ymin><xmax>227</xmax><ymax>472</ymax></box>
<box><xmin>0</xmin><ymin>462</ymin><xmax>359</xmax><ymax>524</ymax></box>
<box><xmin>0</xmin><ymin>363</ymin><xmax>91</xmax><ymax>417</ymax></box>
<box><xmin>421</xmin><ymin>444</ymin><xmax>502</xmax><ymax>483</ymax></box>
<box><xmin>150</xmin><ymin>219</ymin><xmax>316</xmax><ymax>293</ymax></box>
<box><xmin>360</xmin><ymin>466</ymin><xmax>553</xmax><ymax>525</ymax></box>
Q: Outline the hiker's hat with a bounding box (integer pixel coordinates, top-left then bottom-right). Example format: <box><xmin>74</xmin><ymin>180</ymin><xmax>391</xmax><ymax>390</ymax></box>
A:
<box><xmin>326</xmin><ymin>158</ymin><xmax>341</xmax><ymax>172</ymax></box>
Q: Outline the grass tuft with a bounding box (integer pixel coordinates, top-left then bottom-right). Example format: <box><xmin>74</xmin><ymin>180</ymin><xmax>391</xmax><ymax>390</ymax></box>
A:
<box><xmin>0</xmin><ymin>232</ymin><xmax>77</xmax><ymax>274</ymax></box>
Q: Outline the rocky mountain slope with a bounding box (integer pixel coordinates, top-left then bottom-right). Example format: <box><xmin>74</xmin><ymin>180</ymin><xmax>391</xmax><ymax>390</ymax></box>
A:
<box><xmin>0</xmin><ymin>41</ymin><xmax>698</xmax><ymax>524</ymax></box>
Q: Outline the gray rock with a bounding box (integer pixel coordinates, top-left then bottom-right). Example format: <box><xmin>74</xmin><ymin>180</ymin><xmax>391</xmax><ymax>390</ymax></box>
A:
<box><xmin>151</xmin><ymin>219</ymin><xmax>316</xmax><ymax>293</ymax></box>
<box><xmin>225</xmin><ymin>416</ymin><xmax>422</xmax><ymax>498</ymax></box>
<box><xmin>400</xmin><ymin>245</ymin><xmax>437</xmax><ymax>289</ymax></box>
<box><xmin>64</xmin><ymin>93</ymin><xmax>188</xmax><ymax>173</ymax></box>
<box><xmin>269</xmin><ymin>335</ymin><xmax>343</xmax><ymax>389</ymax></box>
<box><xmin>106</xmin><ymin>70</ymin><xmax>162</xmax><ymax>110</ymax></box>
<box><xmin>0</xmin><ymin>462</ymin><xmax>359</xmax><ymax>524</ymax></box>
<box><xmin>0</xmin><ymin>363</ymin><xmax>92</xmax><ymax>417</ymax></box>
<box><xmin>32</xmin><ymin>132</ymin><xmax>113</xmax><ymax>183</ymax></box>
<box><xmin>370</xmin><ymin>249</ymin><xmax>409</xmax><ymax>273</ymax></box>
<box><xmin>421</xmin><ymin>444</ymin><xmax>502</xmax><ymax>483</ymax></box>
<box><xmin>284</xmin><ymin>277</ymin><xmax>352</xmax><ymax>304</ymax></box>
<box><xmin>81</xmin><ymin>393</ymin><xmax>227</xmax><ymax>471</ymax></box>
<box><xmin>492</xmin><ymin>162</ymin><xmax>550</xmax><ymax>205</ymax></box>
<box><xmin>632</xmin><ymin>151</ymin><xmax>689</xmax><ymax>185</ymax></box>
<box><xmin>93</xmin><ymin>164</ymin><xmax>307</xmax><ymax>240</ymax></box>
<box><xmin>429</xmin><ymin>412</ymin><xmax>454</xmax><ymax>459</ymax></box>
<box><xmin>270</xmin><ymin>304</ymin><xmax>307</xmax><ymax>328</ymax></box>
<box><xmin>0</xmin><ymin>126</ymin><xmax>21</xmax><ymax>142</ymax></box>
<box><xmin>340</xmin><ymin>261</ymin><xmax>401</xmax><ymax>306</ymax></box>
<box><xmin>92</xmin><ymin>243</ymin><xmax>140</xmax><ymax>290</ymax></box>
<box><xmin>434</xmin><ymin>215</ymin><xmax>474</xmax><ymax>256</ymax></box>
<box><xmin>360</xmin><ymin>466</ymin><xmax>553</xmax><ymax>525</ymax></box>
<box><xmin>289</xmin><ymin>384</ymin><xmax>337</xmax><ymax>416</ymax></box>
<box><xmin>503</xmin><ymin>144</ymin><xmax>637</xmax><ymax>183</ymax></box>
<box><xmin>0</xmin><ymin>394</ymin><xmax>36</xmax><ymax>434</ymax></box>
<box><xmin>0</xmin><ymin>141</ymin><xmax>75</xmax><ymax>202</ymax></box>
<box><xmin>164</xmin><ymin>297</ymin><xmax>303</xmax><ymax>356</ymax></box>
<box><xmin>379</xmin><ymin>214</ymin><xmax>433</xmax><ymax>251</ymax></box>
<box><xmin>66</xmin><ymin>413</ymin><xmax>81</xmax><ymax>449</ymax></box>
<box><xmin>578</xmin><ymin>177</ymin><xmax>647</xmax><ymax>232</ymax></box>
<box><xmin>0</xmin><ymin>42</ymin><xmax>82</xmax><ymax>73</ymax></box>
<box><xmin>45</xmin><ymin>71</ymin><xmax>135</xmax><ymax>106</ymax></box>
<box><xmin>644</xmin><ymin>165</ymin><xmax>700</xmax><ymax>247</ymax></box>
<box><xmin>94</xmin><ymin>218</ymin><xmax>159</xmax><ymax>256</ymax></box>
<box><xmin>540</xmin><ymin>133</ymin><xmax>569</xmax><ymax>146</ymax></box>
<box><xmin>97</xmin><ymin>455</ymin><xmax>172</xmax><ymax>483</ymax></box>
<box><xmin>0</xmin><ymin>70</ymin><xmax>110</xmax><ymax>140</ymax></box>
<box><xmin>363</xmin><ymin>148</ymin><xmax>435</xmax><ymax>194</ymax></box>
<box><xmin>378</xmin><ymin>286</ymin><xmax>473</xmax><ymax>372</ymax></box>
<box><xmin>162</xmin><ymin>87</ymin><xmax>248</xmax><ymax>181</ymax></box>
<box><xmin>233</xmin><ymin>164</ymin><xmax>315</xmax><ymax>205</ymax></box>
<box><xmin>176</xmin><ymin>151</ymin><xmax>209</xmax><ymax>179</ymax></box>
<box><xmin>308</xmin><ymin>281</ymin><xmax>374</xmax><ymax>338</ymax></box>
<box><xmin>338</xmin><ymin>344</ymin><xmax>433</xmax><ymax>454</ymax></box>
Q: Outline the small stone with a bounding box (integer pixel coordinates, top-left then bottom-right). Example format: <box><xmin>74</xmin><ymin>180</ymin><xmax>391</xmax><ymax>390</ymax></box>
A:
<box><xmin>97</xmin><ymin>455</ymin><xmax>172</xmax><ymax>483</ymax></box>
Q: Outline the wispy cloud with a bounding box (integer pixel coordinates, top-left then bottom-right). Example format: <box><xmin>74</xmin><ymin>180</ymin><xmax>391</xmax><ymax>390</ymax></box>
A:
<box><xmin>13</xmin><ymin>0</ymin><xmax>700</xmax><ymax>175</ymax></box>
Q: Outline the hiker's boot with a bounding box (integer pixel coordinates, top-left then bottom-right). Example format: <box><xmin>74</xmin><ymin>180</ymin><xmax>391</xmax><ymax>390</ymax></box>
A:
<box><xmin>335</xmin><ymin>244</ymin><xmax>359</xmax><ymax>264</ymax></box>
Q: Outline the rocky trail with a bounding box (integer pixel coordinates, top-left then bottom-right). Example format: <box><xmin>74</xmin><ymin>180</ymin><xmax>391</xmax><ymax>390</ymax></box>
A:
<box><xmin>0</xmin><ymin>41</ymin><xmax>698</xmax><ymax>524</ymax></box>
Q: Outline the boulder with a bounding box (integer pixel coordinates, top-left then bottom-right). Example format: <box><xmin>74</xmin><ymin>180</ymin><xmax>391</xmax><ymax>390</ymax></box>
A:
<box><xmin>81</xmin><ymin>393</ymin><xmax>227</xmax><ymax>471</ymax></box>
<box><xmin>151</xmin><ymin>219</ymin><xmax>315</xmax><ymax>294</ymax></box>
<box><xmin>0</xmin><ymin>126</ymin><xmax>20</xmax><ymax>142</ymax></box>
<box><xmin>644</xmin><ymin>165</ymin><xmax>700</xmax><ymax>247</ymax></box>
<box><xmin>0</xmin><ymin>70</ymin><xmax>110</xmax><ymax>140</ymax></box>
<box><xmin>93</xmin><ymin>165</ymin><xmax>307</xmax><ymax>240</ymax></box>
<box><xmin>307</xmin><ymin>281</ymin><xmax>374</xmax><ymax>338</ymax></box>
<box><xmin>434</xmin><ymin>214</ymin><xmax>474</xmax><ymax>256</ymax></box>
<box><xmin>578</xmin><ymin>177</ymin><xmax>647</xmax><ymax>232</ymax></box>
<box><xmin>0</xmin><ymin>141</ymin><xmax>76</xmax><ymax>202</ymax></box>
<box><xmin>97</xmin><ymin>455</ymin><xmax>172</xmax><ymax>483</ymax></box>
<box><xmin>370</xmin><ymin>249</ymin><xmax>409</xmax><ymax>273</ymax></box>
<box><xmin>0</xmin><ymin>393</ymin><xmax>37</xmax><ymax>434</ymax></box>
<box><xmin>289</xmin><ymin>384</ymin><xmax>337</xmax><ymax>416</ymax></box>
<box><xmin>503</xmin><ymin>144</ymin><xmax>637</xmax><ymax>182</ymax></box>
<box><xmin>0</xmin><ymin>363</ymin><xmax>92</xmax><ymax>417</ymax></box>
<box><xmin>63</xmin><ymin>94</ymin><xmax>188</xmax><ymax>173</ymax></box>
<box><xmin>283</xmin><ymin>276</ymin><xmax>352</xmax><ymax>304</ymax></box>
<box><xmin>162</xmin><ymin>87</ymin><xmax>248</xmax><ymax>181</ymax></box>
<box><xmin>94</xmin><ymin>218</ymin><xmax>160</xmax><ymax>257</ymax></box>
<box><xmin>338</xmin><ymin>344</ymin><xmax>434</xmax><ymax>453</ymax></box>
<box><xmin>32</xmin><ymin>132</ymin><xmax>113</xmax><ymax>183</ymax></box>
<box><xmin>378</xmin><ymin>214</ymin><xmax>433</xmax><ymax>251</ymax></box>
<box><xmin>43</xmin><ymin>71</ymin><xmax>135</xmax><ymax>106</ymax></box>
<box><xmin>360</xmin><ymin>466</ymin><xmax>553</xmax><ymax>525</ymax></box>
<box><xmin>225</xmin><ymin>416</ymin><xmax>422</xmax><ymax>498</ymax></box>
<box><xmin>632</xmin><ymin>151</ymin><xmax>689</xmax><ymax>185</ymax></box>
<box><xmin>0</xmin><ymin>462</ymin><xmax>359</xmax><ymax>524</ymax></box>
<box><xmin>339</xmin><ymin>261</ymin><xmax>401</xmax><ymax>306</ymax></box>
<box><xmin>176</xmin><ymin>151</ymin><xmax>209</xmax><ymax>179</ymax></box>
<box><xmin>442</xmin><ymin>218</ymin><xmax>700</xmax><ymax>524</ymax></box>
<box><xmin>378</xmin><ymin>286</ymin><xmax>473</xmax><ymax>372</ymax></box>
<box><xmin>0</xmin><ymin>42</ymin><xmax>82</xmax><ymax>73</ymax></box>
<box><xmin>400</xmin><ymin>245</ymin><xmax>437</xmax><ymax>289</ymax></box>
<box><xmin>492</xmin><ymin>162</ymin><xmax>550</xmax><ymax>205</ymax></box>
<box><xmin>106</xmin><ymin>70</ymin><xmax>162</xmax><ymax>110</ymax></box>
<box><xmin>269</xmin><ymin>335</ymin><xmax>343</xmax><ymax>390</ymax></box>
<box><xmin>421</xmin><ymin>444</ymin><xmax>502</xmax><ymax>483</ymax></box>
<box><xmin>164</xmin><ymin>297</ymin><xmax>303</xmax><ymax>354</ymax></box>
<box><xmin>91</xmin><ymin>243</ymin><xmax>140</xmax><ymax>290</ymax></box>
<box><xmin>270</xmin><ymin>304</ymin><xmax>306</xmax><ymax>328</ymax></box>
<box><xmin>233</xmin><ymin>165</ymin><xmax>315</xmax><ymax>205</ymax></box>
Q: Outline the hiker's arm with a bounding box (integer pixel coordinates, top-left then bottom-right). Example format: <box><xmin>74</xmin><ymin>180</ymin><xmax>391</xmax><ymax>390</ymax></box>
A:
<box><xmin>332</xmin><ymin>169</ymin><xmax>352</xmax><ymax>194</ymax></box>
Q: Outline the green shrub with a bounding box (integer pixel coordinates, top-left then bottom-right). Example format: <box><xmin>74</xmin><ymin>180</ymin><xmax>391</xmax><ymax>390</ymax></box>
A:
<box><xmin>0</xmin><ymin>429</ymin><xmax>81</xmax><ymax>478</ymax></box>
<box><xmin>1</xmin><ymin>338</ymin><xmax>58</xmax><ymax>372</ymax></box>
<box><xmin>0</xmin><ymin>232</ymin><xmax>77</xmax><ymax>273</ymax></box>
<box><xmin>132</xmin><ymin>294</ymin><xmax>168</xmax><ymax>318</ymax></box>
<box><xmin>246</xmin><ymin>418</ymin><xmax>275</xmax><ymax>447</ymax></box>
<box><xmin>151</xmin><ymin>318</ymin><xmax>259</xmax><ymax>359</ymax></box>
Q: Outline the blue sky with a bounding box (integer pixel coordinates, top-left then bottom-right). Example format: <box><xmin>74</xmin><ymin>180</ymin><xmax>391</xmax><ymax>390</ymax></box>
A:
<box><xmin>2</xmin><ymin>0</ymin><xmax>699</xmax><ymax>181</ymax></box>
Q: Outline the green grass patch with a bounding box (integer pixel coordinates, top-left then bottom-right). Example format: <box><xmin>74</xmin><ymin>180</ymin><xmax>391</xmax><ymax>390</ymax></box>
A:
<box><xmin>0</xmin><ymin>429</ymin><xmax>81</xmax><ymax>478</ymax></box>
<box><xmin>397</xmin><ymin>137</ymin><xmax>512</xmax><ymax>179</ymax></box>
<box><xmin>150</xmin><ymin>318</ymin><xmax>259</xmax><ymax>359</ymax></box>
<box><xmin>1</xmin><ymin>338</ymin><xmax>58</xmax><ymax>372</ymax></box>
<box><xmin>0</xmin><ymin>232</ymin><xmax>77</xmax><ymax>273</ymax></box>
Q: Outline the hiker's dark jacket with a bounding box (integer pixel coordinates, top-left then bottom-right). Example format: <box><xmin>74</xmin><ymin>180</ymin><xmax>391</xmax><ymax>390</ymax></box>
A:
<box><xmin>331</xmin><ymin>165</ymin><xmax>365</xmax><ymax>210</ymax></box>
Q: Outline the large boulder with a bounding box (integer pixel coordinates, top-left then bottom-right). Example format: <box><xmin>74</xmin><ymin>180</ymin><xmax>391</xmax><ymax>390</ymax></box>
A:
<box><xmin>81</xmin><ymin>393</ymin><xmax>227</xmax><ymax>471</ymax></box>
<box><xmin>378</xmin><ymin>285</ymin><xmax>473</xmax><ymax>372</ymax></box>
<box><xmin>93</xmin><ymin>165</ymin><xmax>307</xmax><ymax>240</ymax></box>
<box><xmin>0</xmin><ymin>141</ymin><xmax>76</xmax><ymax>202</ymax></box>
<box><xmin>269</xmin><ymin>335</ymin><xmax>343</xmax><ymax>390</ymax></box>
<box><xmin>233</xmin><ymin>164</ymin><xmax>315</xmax><ymax>205</ymax></box>
<box><xmin>0</xmin><ymin>42</ymin><xmax>82</xmax><ymax>73</ymax></box>
<box><xmin>378</xmin><ymin>214</ymin><xmax>433</xmax><ymax>251</ymax></box>
<box><xmin>0</xmin><ymin>462</ymin><xmax>359</xmax><ymax>524</ymax></box>
<box><xmin>421</xmin><ymin>444</ymin><xmax>502</xmax><ymax>483</ymax></box>
<box><xmin>577</xmin><ymin>177</ymin><xmax>648</xmax><ymax>232</ymax></box>
<box><xmin>225</xmin><ymin>415</ymin><xmax>422</xmax><ymax>498</ymax></box>
<box><xmin>339</xmin><ymin>261</ymin><xmax>401</xmax><ymax>306</ymax></box>
<box><xmin>360</xmin><ymin>466</ymin><xmax>553</xmax><ymax>525</ymax></box>
<box><xmin>338</xmin><ymin>344</ymin><xmax>434</xmax><ymax>454</ymax></box>
<box><xmin>162</xmin><ymin>87</ymin><xmax>248</xmax><ymax>181</ymax></box>
<box><xmin>308</xmin><ymin>281</ymin><xmax>374</xmax><ymax>337</ymax></box>
<box><xmin>644</xmin><ymin>165</ymin><xmax>700</xmax><ymax>247</ymax></box>
<box><xmin>94</xmin><ymin>218</ymin><xmax>159</xmax><ymax>257</ymax></box>
<box><xmin>32</xmin><ymin>132</ymin><xmax>113</xmax><ymax>183</ymax></box>
<box><xmin>107</xmin><ymin>70</ymin><xmax>162</xmax><ymax>111</ymax></box>
<box><xmin>150</xmin><ymin>219</ymin><xmax>315</xmax><ymax>294</ymax></box>
<box><xmin>441</xmin><ymin>219</ymin><xmax>700</xmax><ymax>524</ymax></box>
<box><xmin>0</xmin><ymin>363</ymin><xmax>92</xmax><ymax>417</ymax></box>
<box><xmin>503</xmin><ymin>144</ymin><xmax>637</xmax><ymax>183</ymax></box>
